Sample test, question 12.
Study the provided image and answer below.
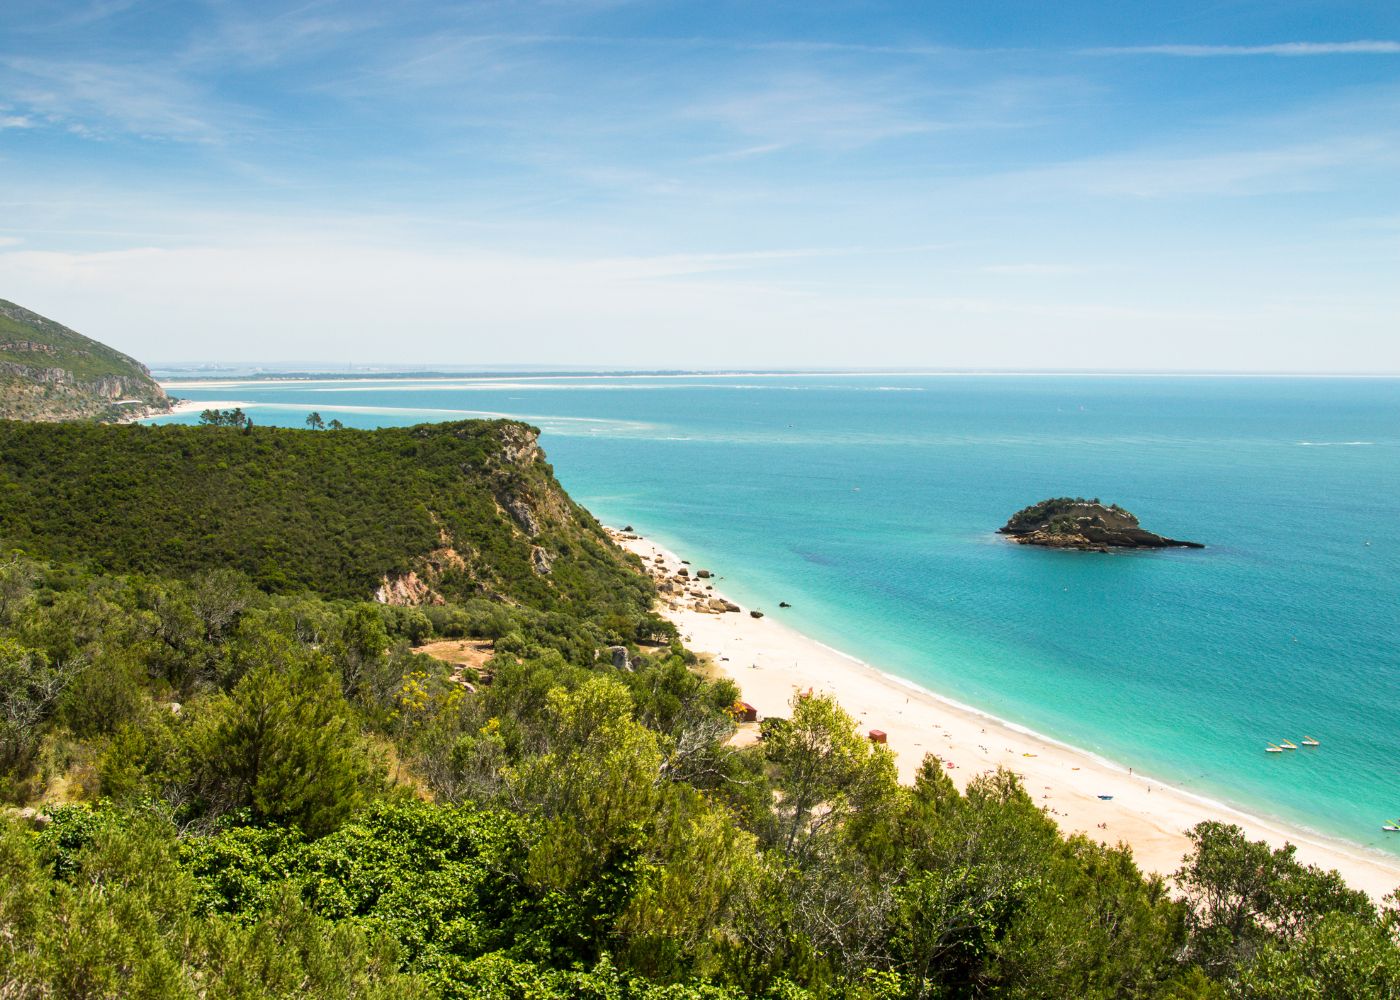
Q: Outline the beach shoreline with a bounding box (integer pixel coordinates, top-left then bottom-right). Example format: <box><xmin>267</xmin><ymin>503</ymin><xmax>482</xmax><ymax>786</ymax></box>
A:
<box><xmin>610</xmin><ymin>527</ymin><xmax>1400</xmax><ymax>900</ymax></box>
<box><xmin>131</xmin><ymin>398</ymin><xmax>251</xmax><ymax>424</ymax></box>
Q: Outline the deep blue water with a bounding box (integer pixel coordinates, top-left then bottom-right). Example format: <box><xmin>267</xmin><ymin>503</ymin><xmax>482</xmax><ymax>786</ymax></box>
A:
<box><xmin>150</xmin><ymin>374</ymin><xmax>1400</xmax><ymax>855</ymax></box>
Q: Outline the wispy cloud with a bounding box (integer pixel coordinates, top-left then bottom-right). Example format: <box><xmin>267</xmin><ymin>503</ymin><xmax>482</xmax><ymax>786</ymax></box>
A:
<box><xmin>183</xmin><ymin>3</ymin><xmax>384</xmax><ymax>69</ymax></box>
<box><xmin>1088</xmin><ymin>40</ymin><xmax>1400</xmax><ymax>57</ymax></box>
<box><xmin>0</xmin><ymin>57</ymin><xmax>233</xmax><ymax>142</ymax></box>
<box><xmin>592</xmin><ymin>242</ymin><xmax>951</xmax><ymax>279</ymax></box>
<box><xmin>0</xmin><ymin>114</ymin><xmax>34</xmax><ymax>129</ymax></box>
<box><xmin>686</xmin><ymin>74</ymin><xmax>939</xmax><ymax>151</ymax></box>
<box><xmin>980</xmin><ymin>263</ymin><xmax>1086</xmax><ymax>276</ymax></box>
<box><xmin>992</xmin><ymin>135</ymin><xmax>1400</xmax><ymax>200</ymax></box>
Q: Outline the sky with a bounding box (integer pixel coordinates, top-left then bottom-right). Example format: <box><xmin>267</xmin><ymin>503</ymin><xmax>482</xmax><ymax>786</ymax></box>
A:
<box><xmin>1</xmin><ymin>1</ymin><xmax>1397</xmax><ymax>371</ymax></box>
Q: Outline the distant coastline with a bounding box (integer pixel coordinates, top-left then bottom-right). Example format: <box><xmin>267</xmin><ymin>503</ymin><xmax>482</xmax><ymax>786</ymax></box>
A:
<box><xmin>155</xmin><ymin>369</ymin><xmax>1400</xmax><ymax>388</ymax></box>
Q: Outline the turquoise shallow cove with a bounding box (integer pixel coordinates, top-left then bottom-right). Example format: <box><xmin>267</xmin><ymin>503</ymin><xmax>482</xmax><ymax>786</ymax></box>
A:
<box><xmin>152</xmin><ymin>374</ymin><xmax>1400</xmax><ymax>855</ymax></box>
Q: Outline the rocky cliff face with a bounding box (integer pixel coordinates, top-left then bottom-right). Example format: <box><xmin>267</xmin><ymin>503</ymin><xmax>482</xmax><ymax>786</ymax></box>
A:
<box><xmin>370</xmin><ymin>422</ymin><xmax>603</xmax><ymax>607</ymax></box>
<box><xmin>998</xmin><ymin>498</ymin><xmax>1203</xmax><ymax>552</ymax></box>
<box><xmin>0</xmin><ymin>299</ymin><xmax>172</xmax><ymax>422</ymax></box>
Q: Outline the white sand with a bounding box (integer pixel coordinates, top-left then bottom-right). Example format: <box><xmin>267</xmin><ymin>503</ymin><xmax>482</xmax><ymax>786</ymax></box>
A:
<box><xmin>123</xmin><ymin>398</ymin><xmax>250</xmax><ymax>424</ymax></box>
<box><xmin>613</xmin><ymin>529</ymin><xmax>1400</xmax><ymax>900</ymax></box>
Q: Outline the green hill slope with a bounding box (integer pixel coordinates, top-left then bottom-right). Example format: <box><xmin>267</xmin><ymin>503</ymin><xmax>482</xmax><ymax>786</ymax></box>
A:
<box><xmin>0</xmin><ymin>418</ymin><xmax>652</xmax><ymax>619</ymax></box>
<box><xmin>0</xmin><ymin>299</ymin><xmax>171</xmax><ymax>421</ymax></box>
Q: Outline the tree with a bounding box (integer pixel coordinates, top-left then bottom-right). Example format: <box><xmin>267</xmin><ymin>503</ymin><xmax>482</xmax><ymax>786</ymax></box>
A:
<box><xmin>1175</xmin><ymin>821</ymin><xmax>1375</xmax><ymax>974</ymax></box>
<box><xmin>0</xmin><ymin>638</ymin><xmax>77</xmax><ymax>789</ymax></box>
<box><xmin>1234</xmin><ymin>912</ymin><xmax>1400</xmax><ymax>999</ymax></box>
<box><xmin>199</xmin><ymin>407</ymin><xmax>250</xmax><ymax>428</ymax></box>
<box><xmin>306</xmin><ymin>411</ymin><xmax>326</xmax><ymax>430</ymax></box>
<box><xmin>186</xmin><ymin>637</ymin><xmax>376</xmax><ymax>836</ymax></box>
<box><xmin>763</xmin><ymin>693</ymin><xmax>898</xmax><ymax>864</ymax></box>
<box><xmin>328</xmin><ymin>419</ymin><xmax>345</xmax><ymax>431</ymax></box>
<box><xmin>0</xmin><ymin>555</ymin><xmax>36</xmax><ymax>628</ymax></box>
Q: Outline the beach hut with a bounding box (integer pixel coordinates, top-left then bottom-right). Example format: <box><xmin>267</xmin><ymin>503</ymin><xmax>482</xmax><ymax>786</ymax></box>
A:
<box><xmin>868</xmin><ymin>729</ymin><xmax>887</xmax><ymax>744</ymax></box>
<box><xmin>732</xmin><ymin>701</ymin><xmax>759</xmax><ymax>724</ymax></box>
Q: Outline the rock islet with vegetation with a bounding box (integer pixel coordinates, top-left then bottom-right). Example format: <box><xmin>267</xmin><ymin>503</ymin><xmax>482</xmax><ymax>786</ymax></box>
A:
<box><xmin>999</xmin><ymin>497</ymin><xmax>1204</xmax><ymax>552</ymax></box>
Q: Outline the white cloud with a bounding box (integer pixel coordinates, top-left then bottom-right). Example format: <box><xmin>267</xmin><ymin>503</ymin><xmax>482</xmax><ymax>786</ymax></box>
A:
<box><xmin>182</xmin><ymin>4</ymin><xmax>384</xmax><ymax>69</ymax></box>
<box><xmin>1</xmin><ymin>239</ymin><xmax>1395</xmax><ymax>372</ymax></box>
<box><xmin>1089</xmin><ymin>41</ymin><xmax>1400</xmax><ymax>58</ymax></box>
<box><xmin>987</xmin><ymin>135</ymin><xmax>1400</xmax><ymax>200</ymax></box>
<box><xmin>980</xmin><ymin>263</ymin><xmax>1085</xmax><ymax>276</ymax></box>
<box><xmin>0</xmin><ymin>57</ymin><xmax>233</xmax><ymax>142</ymax></box>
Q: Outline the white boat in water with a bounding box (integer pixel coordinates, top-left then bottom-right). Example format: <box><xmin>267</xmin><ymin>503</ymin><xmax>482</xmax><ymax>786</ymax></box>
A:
<box><xmin>1279</xmin><ymin>740</ymin><xmax>1298</xmax><ymax>750</ymax></box>
<box><xmin>1265</xmin><ymin>743</ymin><xmax>1283</xmax><ymax>753</ymax></box>
<box><xmin>1301</xmin><ymin>736</ymin><xmax>1320</xmax><ymax>746</ymax></box>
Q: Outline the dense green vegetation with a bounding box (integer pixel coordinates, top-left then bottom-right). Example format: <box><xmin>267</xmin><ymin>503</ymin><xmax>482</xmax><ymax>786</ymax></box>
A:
<box><xmin>0</xmin><ymin>421</ymin><xmax>1395</xmax><ymax>997</ymax></box>
<box><xmin>0</xmin><ymin>299</ymin><xmax>170</xmax><ymax>421</ymax></box>
<box><xmin>1000</xmin><ymin>497</ymin><xmax>1132</xmax><ymax>535</ymax></box>
<box><xmin>0</xmin><ymin>419</ymin><xmax>658</xmax><ymax>631</ymax></box>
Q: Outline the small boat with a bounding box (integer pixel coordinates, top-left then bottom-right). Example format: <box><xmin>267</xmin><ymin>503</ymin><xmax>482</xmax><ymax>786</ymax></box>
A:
<box><xmin>1097</xmin><ymin>794</ymin><xmax>1114</xmax><ymax>800</ymax></box>
<box><xmin>1265</xmin><ymin>743</ymin><xmax>1283</xmax><ymax>753</ymax></box>
<box><xmin>1302</xmin><ymin>736</ymin><xmax>1320</xmax><ymax>746</ymax></box>
<box><xmin>1383</xmin><ymin>823</ymin><xmax>1400</xmax><ymax>833</ymax></box>
<box><xmin>1279</xmin><ymin>740</ymin><xmax>1298</xmax><ymax>750</ymax></box>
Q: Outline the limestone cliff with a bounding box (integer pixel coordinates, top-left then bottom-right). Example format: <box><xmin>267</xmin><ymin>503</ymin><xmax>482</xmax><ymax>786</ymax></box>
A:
<box><xmin>0</xmin><ymin>299</ymin><xmax>172</xmax><ymax>422</ymax></box>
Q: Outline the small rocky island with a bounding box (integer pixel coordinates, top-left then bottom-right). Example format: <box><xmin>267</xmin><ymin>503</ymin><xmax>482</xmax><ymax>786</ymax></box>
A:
<box><xmin>999</xmin><ymin>497</ymin><xmax>1203</xmax><ymax>552</ymax></box>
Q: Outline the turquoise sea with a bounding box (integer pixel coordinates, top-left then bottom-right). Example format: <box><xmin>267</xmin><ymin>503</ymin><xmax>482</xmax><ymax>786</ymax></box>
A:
<box><xmin>150</xmin><ymin>373</ymin><xmax>1400</xmax><ymax>857</ymax></box>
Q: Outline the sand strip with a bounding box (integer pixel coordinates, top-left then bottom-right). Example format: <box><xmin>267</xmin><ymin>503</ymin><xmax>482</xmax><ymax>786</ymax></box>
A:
<box><xmin>611</xmin><ymin>528</ymin><xmax>1400</xmax><ymax>900</ymax></box>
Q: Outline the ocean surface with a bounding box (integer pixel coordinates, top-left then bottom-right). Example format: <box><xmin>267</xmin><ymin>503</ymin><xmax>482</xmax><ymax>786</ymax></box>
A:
<box><xmin>150</xmin><ymin>373</ymin><xmax>1400</xmax><ymax>856</ymax></box>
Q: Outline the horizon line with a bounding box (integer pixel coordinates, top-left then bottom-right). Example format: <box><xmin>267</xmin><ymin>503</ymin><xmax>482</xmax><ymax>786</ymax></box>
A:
<box><xmin>153</xmin><ymin>366</ymin><xmax>1400</xmax><ymax>382</ymax></box>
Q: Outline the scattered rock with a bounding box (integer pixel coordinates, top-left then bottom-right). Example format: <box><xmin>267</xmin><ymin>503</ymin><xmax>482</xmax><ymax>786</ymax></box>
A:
<box><xmin>503</xmin><ymin>495</ymin><xmax>541</xmax><ymax>536</ymax></box>
<box><xmin>608</xmin><ymin>645</ymin><xmax>632</xmax><ymax>671</ymax></box>
<box><xmin>697</xmin><ymin>569</ymin><xmax>711</xmax><ymax>579</ymax></box>
<box><xmin>15</xmin><ymin>807</ymin><xmax>51</xmax><ymax>827</ymax></box>
<box><xmin>750</xmin><ymin>610</ymin><xmax>764</xmax><ymax>619</ymax></box>
<box><xmin>779</xmin><ymin>601</ymin><xmax>791</xmax><ymax>608</ymax></box>
<box><xmin>530</xmin><ymin>545</ymin><xmax>555</xmax><ymax>575</ymax></box>
<box><xmin>374</xmin><ymin>571</ymin><xmax>441</xmax><ymax>606</ymax></box>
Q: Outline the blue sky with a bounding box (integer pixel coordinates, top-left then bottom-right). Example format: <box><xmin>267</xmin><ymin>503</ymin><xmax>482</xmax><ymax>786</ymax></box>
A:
<box><xmin>1</xmin><ymin>1</ymin><xmax>1397</xmax><ymax>370</ymax></box>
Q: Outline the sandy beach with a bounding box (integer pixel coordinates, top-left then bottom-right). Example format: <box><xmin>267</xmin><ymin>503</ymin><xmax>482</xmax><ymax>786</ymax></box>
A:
<box><xmin>124</xmin><ymin>398</ymin><xmax>249</xmax><ymax>424</ymax></box>
<box><xmin>611</xmin><ymin>528</ymin><xmax>1400</xmax><ymax>900</ymax></box>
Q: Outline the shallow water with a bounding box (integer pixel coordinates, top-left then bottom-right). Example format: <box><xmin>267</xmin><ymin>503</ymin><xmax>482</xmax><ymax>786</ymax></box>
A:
<box><xmin>151</xmin><ymin>373</ymin><xmax>1400</xmax><ymax>854</ymax></box>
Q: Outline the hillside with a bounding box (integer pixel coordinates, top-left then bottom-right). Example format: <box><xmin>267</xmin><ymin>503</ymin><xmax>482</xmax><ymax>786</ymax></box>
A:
<box><xmin>0</xmin><ymin>418</ymin><xmax>653</xmax><ymax>621</ymax></box>
<box><xmin>0</xmin><ymin>299</ymin><xmax>171</xmax><ymax>421</ymax></box>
